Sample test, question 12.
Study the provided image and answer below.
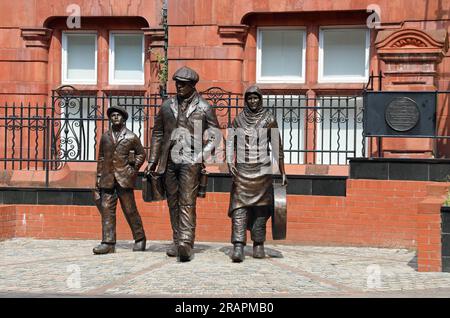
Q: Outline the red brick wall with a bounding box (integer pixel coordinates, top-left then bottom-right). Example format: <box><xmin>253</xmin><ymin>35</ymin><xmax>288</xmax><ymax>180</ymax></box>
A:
<box><xmin>2</xmin><ymin>178</ymin><xmax>448</xmax><ymax>271</ymax></box>
<box><xmin>0</xmin><ymin>0</ymin><xmax>162</xmax><ymax>103</ymax></box>
<box><xmin>1</xmin><ymin>0</ymin><xmax>449</xmax><ymax>160</ymax></box>
<box><xmin>168</xmin><ymin>0</ymin><xmax>450</xmax><ymax>26</ymax></box>
<box><xmin>286</xmin><ymin>180</ymin><xmax>430</xmax><ymax>248</ymax></box>
<box><xmin>1</xmin><ymin>179</ymin><xmax>446</xmax><ymax>248</ymax></box>
<box><xmin>0</xmin><ymin>205</ymin><xmax>16</xmax><ymax>240</ymax></box>
<box><xmin>417</xmin><ymin>201</ymin><xmax>442</xmax><ymax>272</ymax></box>
<box><xmin>166</xmin><ymin>0</ymin><xmax>450</xmax><ymax>94</ymax></box>
<box><xmin>417</xmin><ymin>184</ymin><xmax>450</xmax><ymax>272</ymax></box>
<box><xmin>165</xmin><ymin>0</ymin><xmax>450</xmax><ymax>158</ymax></box>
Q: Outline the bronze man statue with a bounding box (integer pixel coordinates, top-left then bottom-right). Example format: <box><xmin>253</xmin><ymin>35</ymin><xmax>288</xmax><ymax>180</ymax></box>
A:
<box><xmin>227</xmin><ymin>85</ymin><xmax>287</xmax><ymax>262</ymax></box>
<box><xmin>93</xmin><ymin>105</ymin><xmax>147</xmax><ymax>254</ymax></box>
<box><xmin>145</xmin><ymin>66</ymin><xmax>221</xmax><ymax>262</ymax></box>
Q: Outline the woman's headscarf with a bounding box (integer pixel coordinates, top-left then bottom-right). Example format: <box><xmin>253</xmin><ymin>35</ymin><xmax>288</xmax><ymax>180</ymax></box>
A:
<box><xmin>235</xmin><ymin>85</ymin><xmax>267</xmax><ymax>131</ymax></box>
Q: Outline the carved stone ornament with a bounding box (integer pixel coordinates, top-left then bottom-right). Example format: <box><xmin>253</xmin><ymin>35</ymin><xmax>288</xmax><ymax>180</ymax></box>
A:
<box><xmin>20</xmin><ymin>27</ymin><xmax>53</xmax><ymax>48</ymax></box>
<box><xmin>375</xmin><ymin>28</ymin><xmax>449</xmax><ymax>89</ymax></box>
<box><xmin>392</xmin><ymin>38</ymin><xmax>427</xmax><ymax>48</ymax></box>
<box><xmin>218</xmin><ymin>24</ymin><xmax>249</xmax><ymax>46</ymax></box>
<box><xmin>376</xmin><ymin>28</ymin><xmax>449</xmax><ymax>58</ymax></box>
<box><xmin>143</xmin><ymin>27</ymin><xmax>165</xmax><ymax>49</ymax></box>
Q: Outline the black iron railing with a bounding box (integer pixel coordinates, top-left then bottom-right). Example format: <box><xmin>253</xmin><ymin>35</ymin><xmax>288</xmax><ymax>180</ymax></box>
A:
<box><xmin>5</xmin><ymin>86</ymin><xmax>449</xmax><ymax>185</ymax></box>
<box><xmin>0</xmin><ymin>87</ymin><xmax>367</xmax><ymax>180</ymax></box>
<box><xmin>1</xmin><ymin>71</ymin><xmax>449</xmax><ymax>187</ymax></box>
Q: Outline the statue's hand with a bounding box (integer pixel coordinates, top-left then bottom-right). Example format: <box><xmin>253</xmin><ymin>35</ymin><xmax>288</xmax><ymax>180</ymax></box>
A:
<box><xmin>95</xmin><ymin>176</ymin><xmax>101</xmax><ymax>189</ymax></box>
<box><xmin>193</xmin><ymin>152</ymin><xmax>203</xmax><ymax>164</ymax></box>
<box><xmin>228</xmin><ymin>164</ymin><xmax>238</xmax><ymax>177</ymax></box>
<box><xmin>145</xmin><ymin>162</ymin><xmax>157</xmax><ymax>176</ymax></box>
<box><xmin>281</xmin><ymin>174</ymin><xmax>288</xmax><ymax>186</ymax></box>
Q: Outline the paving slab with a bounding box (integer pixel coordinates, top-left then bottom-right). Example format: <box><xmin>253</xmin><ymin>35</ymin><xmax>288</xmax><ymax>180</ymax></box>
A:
<box><xmin>0</xmin><ymin>238</ymin><xmax>450</xmax><ymax>298</ymax></box>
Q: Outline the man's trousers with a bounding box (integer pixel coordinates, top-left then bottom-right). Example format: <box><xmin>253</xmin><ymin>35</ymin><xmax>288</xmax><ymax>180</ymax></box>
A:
<box><xmin>164</xmin><ymin>159</ymin><xmax>202</xmax><ymax>247</ymax></box>
<box><xmin>100</xmin><ymin>183</ymin><xmax>146</xmax><ymax>244</ymax></box>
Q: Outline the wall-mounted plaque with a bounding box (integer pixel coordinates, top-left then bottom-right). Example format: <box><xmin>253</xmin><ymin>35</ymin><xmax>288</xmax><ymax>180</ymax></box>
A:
<box><xmin>364</xmin><ymin>92</ymin><xmax>436</xmax><ymax>137</ymax></box>
<box><xmin>385</xmin><ymin>97</ymin><xmax>420</xmax><ymax>132</ymax></box>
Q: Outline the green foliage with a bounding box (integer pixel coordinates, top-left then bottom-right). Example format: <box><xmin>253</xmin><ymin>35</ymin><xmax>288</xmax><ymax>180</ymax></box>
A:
<box><xmin>149</xmin><ymin>49</ymin><xmax>168</xmax><ymax>86</ymax></box>
<box><xmin>444</xmin><ymin>190</ymin><xmax>450</xmax><ymax>207</ymax></box>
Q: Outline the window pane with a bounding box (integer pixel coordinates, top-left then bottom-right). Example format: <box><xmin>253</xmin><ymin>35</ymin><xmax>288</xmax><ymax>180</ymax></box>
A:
<box><xmin>66</xmin><ymin>35</ymin><xmax>96</xmax><ymax>81</ymax></box>
<box><xmin>109</xmin><ymin>95</ymin><xmax>145</xmax><ymax>143</ymax></box>
<box><xmin>59</xmin><ymin>96</ymin><xmax>98</xmax><ymax>161</ymax></box>
<box><xmin>322</xmin><ymin>29</ymin><xmax>367</xmax><ymax>78</ymax></box>
<box><xmin>263</xmin><ymin>95</ymin><xmax>306</xmax><ymax>164</ymax></box>
<box><xmin>261</xmin><ymin>30</ymin><xmax>304</xmax><ymax>78</ymax></box>
<box><xmin>114</xmin><ymin>34</ymin><xmax>143</xmax><ymax>81</ymax></box>
<box><xmin>316</xmin><ymin>96</ymin><xmax>364</xmax><ymax>165</ymax></box>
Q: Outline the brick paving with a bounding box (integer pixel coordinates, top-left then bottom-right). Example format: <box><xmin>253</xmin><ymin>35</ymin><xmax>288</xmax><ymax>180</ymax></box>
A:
<box><xmin>0</xmin><ymin>238</ymin><xmax>450</xmax><ymax>297</ymax></box>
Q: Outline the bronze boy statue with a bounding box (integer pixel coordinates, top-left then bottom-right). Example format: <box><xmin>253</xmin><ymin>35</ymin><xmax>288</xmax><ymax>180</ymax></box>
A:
<box><xmin>227</xmin><ymin>85</ymin><xmax>287</xmax><ymax>262</ymax></box>
<box><xmin>145</xmin><ymin>66</ymin><xmax>221</xmax><ymax>262</ymax></box>
<box><xmin>93</xmin><ymin>105</ymin><xmax>147</xmax><ymax>254</ymax></box>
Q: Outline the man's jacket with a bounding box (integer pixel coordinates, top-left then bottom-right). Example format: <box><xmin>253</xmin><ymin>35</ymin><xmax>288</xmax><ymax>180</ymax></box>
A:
<box><xmin>149</xmin><ymin>92</ymin><xmax>221</xmax><ymax>174</ymax></box>
<box><xmin>97</xmin><ymin>127</ymin><xmax>146</xmax><ymax>189</ymax></box>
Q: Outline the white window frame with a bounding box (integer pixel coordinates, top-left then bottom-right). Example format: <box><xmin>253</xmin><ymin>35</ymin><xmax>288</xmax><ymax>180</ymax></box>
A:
<box><xmin>256</xmin><ymin>27</ymin><xmax>307</xmax><ymax>84</ymax></box>
<box><xmin>109</xmin><ymin>32</ymin><xmax>145</xmax><ymax>85</ymax></box>
<box><xmin>61</xmin><ymin>31</ymin><xmax>98</xmax><ymax>85</ymax></box>
<box><xmin>318</xmin><ymin>26</ymin><xmax>370</xmax><ymax>83</ymax></box>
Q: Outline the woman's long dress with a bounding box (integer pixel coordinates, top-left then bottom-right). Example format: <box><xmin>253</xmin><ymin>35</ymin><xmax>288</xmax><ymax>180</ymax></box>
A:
<box><xmin>228</xmin><ymin>109</ymin><xmax>283</xmax><ymax>216</ymax></box>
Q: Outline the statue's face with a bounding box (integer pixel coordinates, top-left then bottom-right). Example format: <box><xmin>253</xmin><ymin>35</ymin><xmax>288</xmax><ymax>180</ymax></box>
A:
<box><xmin>109</xmin><ymin>111</ymin><xmax>125</xmax><ymax>127</ymax></box>
<box><xmin>176</xmin><ymin>80</ymin><xmax>195</xmax><ymax>98</ymax></box>
<box><xmin>246</xmin><ymin>93</ymin><xmax>261</xmax><ymax>112</ymax></box>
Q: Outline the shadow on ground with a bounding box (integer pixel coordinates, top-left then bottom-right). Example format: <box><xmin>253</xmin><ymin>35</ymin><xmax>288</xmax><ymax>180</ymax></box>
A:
<box><xmin>407</xmin><ymin>255</ymin><xmax>418</xmax><ymax>270</ymax></box>
<box><xmin>117</xmin><ymin>242</ymin><xmax>213</xmax><ymax>254</ymax></box>
<box><xmin>219</xmin><ymin>246</ymin><xmax>284</xmax><ymax>258</ymax></box>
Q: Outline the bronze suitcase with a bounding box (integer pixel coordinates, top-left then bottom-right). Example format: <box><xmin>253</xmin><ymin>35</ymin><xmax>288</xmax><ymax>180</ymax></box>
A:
<box><xmin>142</xmin><ymin>173</ymin><xmax>166</xmax><ymax>202</ymax></box>
<box><xmin>272</xmin><ymin>182</ymin><xmax>287</xmax><ymax>240</ymax></box>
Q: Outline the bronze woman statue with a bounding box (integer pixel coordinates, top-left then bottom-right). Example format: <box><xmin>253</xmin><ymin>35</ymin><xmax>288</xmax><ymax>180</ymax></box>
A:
<box><xmin>227</xmin><ymin>86</ymin><xmax>287</xmax><ymax>262</ymax></box>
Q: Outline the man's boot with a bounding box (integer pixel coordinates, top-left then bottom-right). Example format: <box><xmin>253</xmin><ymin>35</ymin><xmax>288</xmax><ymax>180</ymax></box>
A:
<box><xmin>93</xmin><ymin>243</ymin><xmax>115</xmax><ymax>255</ymax></box>
<box><xmin>253</xmin><ymin>242</ymin><xmax>265</xmax><ymax>259</ymax></box>
<box><xmin>231</xmin><ymin>243</ymin><xmax>245</xmax><ymax>263</ymax></box>
<box><xmin>133</xmin><ymin>238</ymin><xmax>146</xmax><ymax>252</ymax></box>
<box><xmin>166</xmin><ymin>242</ymin><xmax>178</xmax><ymax>257</ymax></box>
<box><xmin>178</xmin><ymin>242</ymin><xmax>193</xmax><ymax>262</ymax></box>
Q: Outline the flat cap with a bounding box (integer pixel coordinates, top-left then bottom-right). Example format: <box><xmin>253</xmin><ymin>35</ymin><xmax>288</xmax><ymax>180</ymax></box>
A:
<box><xmin>107</xmin><ymin>105</ymin><xmax>129</xmax><ymax>121</ymax></box>
<box><xmin>172</xmin><ymin>66</ymin><xmax>199</xmax><ymax>84</ymax></box>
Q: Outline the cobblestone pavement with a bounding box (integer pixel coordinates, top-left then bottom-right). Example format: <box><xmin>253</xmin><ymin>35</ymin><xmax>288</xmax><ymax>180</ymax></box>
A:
<box><xmin>1</xmin><ymin>238</ymin><xmax>450</xmax><ymax>298</ymax></box>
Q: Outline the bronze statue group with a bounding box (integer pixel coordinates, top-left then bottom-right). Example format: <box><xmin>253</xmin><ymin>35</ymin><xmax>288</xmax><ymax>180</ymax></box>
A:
<box><xmin>93</xmin><ymin>66</ymin><xmax>287</xmax><ymax>263</ymax></box>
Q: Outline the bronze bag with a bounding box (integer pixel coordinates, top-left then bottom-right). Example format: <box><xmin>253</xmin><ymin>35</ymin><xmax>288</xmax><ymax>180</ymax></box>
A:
<box><xmin>197</xmin><ymin>169</ymin><xmax>209</xmax><ymax>198</ymax></box>
<box><xmin>143</xmin><ymin>172</ymin><xmax>166</xmax><ymax>202</ymax></box>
